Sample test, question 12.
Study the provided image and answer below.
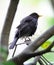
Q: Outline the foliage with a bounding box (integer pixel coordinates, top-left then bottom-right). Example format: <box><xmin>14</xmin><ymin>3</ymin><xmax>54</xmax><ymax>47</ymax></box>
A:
<box><xmin>0</xmin><ymin>47</ymin><xmax>7</xmax><ymax>60</ymax></box>
<box><xmin>3</xmin><ymin>61</ymin><xmax>15</xmax><ymax>65</ymax></box>
<box><xmin>41</xmin><ymin>41</ymin><xmax>51</xmax><ymax>49</ymax></box>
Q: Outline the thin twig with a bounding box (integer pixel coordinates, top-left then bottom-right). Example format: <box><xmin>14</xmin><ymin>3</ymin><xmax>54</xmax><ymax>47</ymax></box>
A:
<box><xmin>38</xmin><ymin>59</ymin><xmax>45</xmax><ymax>65</ymax></box>
<box><xmin>12</xmin><ymin>45</ymin><xmax>18</xmax><ymax>57</ymax></box>
<box><xmin>42</xmin><ymin>55</ymin><xmax>53</xmax><ymax>65</ymax></box>
<box><xmin>40</xmin><ymin>56</ymin><xmax>48</xmax><ymax>65</ymax></box>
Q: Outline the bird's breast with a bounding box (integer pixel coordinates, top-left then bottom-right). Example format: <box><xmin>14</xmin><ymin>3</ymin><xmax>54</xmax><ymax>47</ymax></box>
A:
<box><xmin>28</xmin><ymin>22</ymin><xmax>37</xmax><ymax>36</ymax></box>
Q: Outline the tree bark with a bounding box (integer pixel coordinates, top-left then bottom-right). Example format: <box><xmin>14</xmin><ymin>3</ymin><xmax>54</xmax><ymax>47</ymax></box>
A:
<box><xmin>50</xmin><ymin>0</ymin><xmax>54</xmax><ymax>10</ymax></box>
<box><xmin>0</xmin><ymin>0</ymin><xmax>19</xmax><ymax>61</ymax></box>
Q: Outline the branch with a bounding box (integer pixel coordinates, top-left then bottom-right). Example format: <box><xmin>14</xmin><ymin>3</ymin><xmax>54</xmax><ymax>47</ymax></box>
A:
<box><xmin>38</xmin><ymin>59</ymin><xmax>44</xmax><ymax>65</ymax></box>
<box><xmin>23</xmin><ymin>41</ymin><xmax>54</xmax><ymax>65</ymax></box>
<box><xmin>7</xmin><ymin>26</ymin><xmax>54</xmax><ymax>65</ymax></box>
<box><xmin>0</xmin><ymin>0</ymin><xmax>19</xmax><ymax>61</ymax></box>
<box><xmin>50</xmin><ymin>0</ymin><xmax>54</xmax><ymax>10</ymax></box>
<box><xmin>24</xmin><ymin>41</ymin><xmax>54</xmax><ymax>57</ymax></box>
<box><xmin>24</xmin><ymin>56</ymin><xmax>41</xmax><ymax>65</ymax></box>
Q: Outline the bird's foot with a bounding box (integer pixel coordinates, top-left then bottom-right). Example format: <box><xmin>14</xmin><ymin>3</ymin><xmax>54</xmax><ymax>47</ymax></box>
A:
<box><xmin>24</xmin><ymin>37</ymin><xmax>31</xmax><ymax>45</ymax></box>
<box><xmin>24</xmin><ymin>37</ymin><xmax>31</xmax><ymax>42</ymax></box>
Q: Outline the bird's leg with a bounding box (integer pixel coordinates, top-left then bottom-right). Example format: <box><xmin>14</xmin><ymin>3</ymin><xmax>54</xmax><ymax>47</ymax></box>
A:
<box><xmin>25</xmin><ymin>37</ymin><xmax>27</xmax><ymax>42</ymax></box>
<box><xmin>12</xmin><ymin>44</ymin><xmax>17</xmax><ymax>57</ymax></box>
<box><xmin>28</xmin><ymin>37</ymin><xmax>31</xmax><ymax>41</ymax></box>
<box><xmin>24</xmin><ymin>37</ymin><xmax>31</xmax><ymax>45</ymax></box>
<box><xmin>24</xmin><ymin>37</ymin><xmax>31</xmax><ymax>42</ymax></box>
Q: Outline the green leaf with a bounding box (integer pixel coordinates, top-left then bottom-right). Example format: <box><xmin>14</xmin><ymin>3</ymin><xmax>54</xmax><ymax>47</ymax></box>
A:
<box><xmin>41</xmin><ymin>41</ymin><xmax>51</xmax><ymax>49</ymax></box>
<box><xmin>3</xmin><ymin>61</ymin><xmax>15</xmax><ymax>65</ymax></box>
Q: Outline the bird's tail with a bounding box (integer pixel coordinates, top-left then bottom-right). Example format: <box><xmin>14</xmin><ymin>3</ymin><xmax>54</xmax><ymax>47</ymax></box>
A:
<box><xmin>9</xmin><ymin>30</ymin><xmax>19</xmax><ymax>49</ymax></box>
<box><xmin>9</xmin><ymin>38</ymin><xmax>18</xmax><ymax>49</ymax></box>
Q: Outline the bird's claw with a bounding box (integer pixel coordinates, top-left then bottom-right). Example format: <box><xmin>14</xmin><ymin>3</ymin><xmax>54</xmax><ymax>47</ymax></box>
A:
<box><xmin>24</xmin><ymin>38</ymin><xmax>31</xmax><ymax>45</ymax></box>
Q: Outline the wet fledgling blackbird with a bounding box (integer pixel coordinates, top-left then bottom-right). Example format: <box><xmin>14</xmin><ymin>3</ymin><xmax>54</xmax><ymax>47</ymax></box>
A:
<box><xmin>9</xmin><ymin>12</ymin><xmax>41</xmax><ymax>49</ymax></box>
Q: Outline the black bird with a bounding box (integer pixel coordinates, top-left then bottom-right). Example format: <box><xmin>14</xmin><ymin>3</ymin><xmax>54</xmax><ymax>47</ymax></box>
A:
<box><xmin>9</xmin><ymin>12</ymin><xmax>41</xmax><ymax>49</ymax></box>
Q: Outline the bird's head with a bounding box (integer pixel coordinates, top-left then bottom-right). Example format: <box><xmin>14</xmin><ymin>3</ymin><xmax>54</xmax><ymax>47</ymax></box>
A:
<box><xmin>30</xmin><ymin>12</ymin><xmax>42</xmax><ymax>19</ymax></box>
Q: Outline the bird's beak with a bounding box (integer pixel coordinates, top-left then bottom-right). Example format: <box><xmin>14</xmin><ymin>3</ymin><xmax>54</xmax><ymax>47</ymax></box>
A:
<box><xmin>39</xmin><ymin>15</ymin><xmax>42</xmax><ymax>17</ymax></box>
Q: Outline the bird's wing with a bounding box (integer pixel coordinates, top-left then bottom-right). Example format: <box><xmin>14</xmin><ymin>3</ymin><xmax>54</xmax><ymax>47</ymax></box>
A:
<box><xmin>17</xmin><ymin>16</ymin><xmax>33</xmax><ymax>28</ymax></box>
<box><xmin>19</xmin><ymin>23</ymin><xmax>31</xmax><ymax>37</ymax></box>
<box><xmin>17</xmin><ymin>21</ymin><xmax>34</xmax><ymax>37</ymax></box>
<box><xmin>18</xmin><ymin>22</ymin><xmax>30</xmax><ymax>31</ymax></box>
